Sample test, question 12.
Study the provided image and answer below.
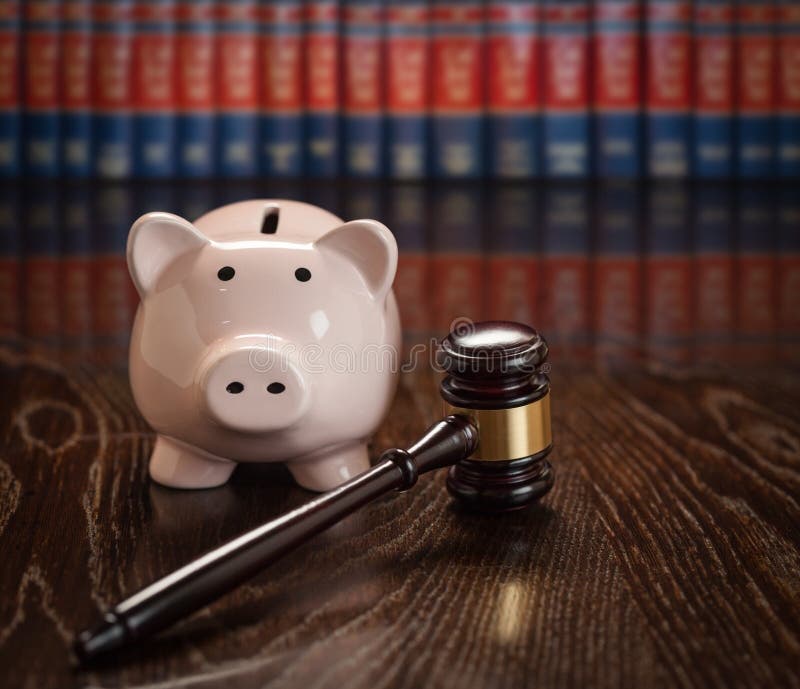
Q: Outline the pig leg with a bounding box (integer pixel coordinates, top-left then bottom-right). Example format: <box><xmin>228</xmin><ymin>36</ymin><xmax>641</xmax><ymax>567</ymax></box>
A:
<box><xmin>149</xmin><ymin>435</ymin><xmax>236</xmax><ymax>489</ymax></box>
<box><xmin>287</xmin><ymin>442</ymin><xmax>371</xmax><ymax>492</ymax></box>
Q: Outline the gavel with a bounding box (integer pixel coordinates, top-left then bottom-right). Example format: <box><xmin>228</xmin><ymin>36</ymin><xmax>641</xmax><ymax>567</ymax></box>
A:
<box><xmin>74</xmin><ymin>320</ymin><xmax>554</xmax><ymax>663</ymax></box>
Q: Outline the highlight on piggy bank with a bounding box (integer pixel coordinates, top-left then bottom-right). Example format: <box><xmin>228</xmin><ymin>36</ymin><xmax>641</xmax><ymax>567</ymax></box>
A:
<box><xmin>126</xmin><ymin>199</ymin><xmax>401</xmax><ymax>493</ymax></box>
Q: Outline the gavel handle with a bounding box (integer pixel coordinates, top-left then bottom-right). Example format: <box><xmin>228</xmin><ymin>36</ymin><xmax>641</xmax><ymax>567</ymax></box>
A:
<box><xmin>74</xmin><ymin>415</ymin><xmax>478</xmax><ymax>664</ymax></box>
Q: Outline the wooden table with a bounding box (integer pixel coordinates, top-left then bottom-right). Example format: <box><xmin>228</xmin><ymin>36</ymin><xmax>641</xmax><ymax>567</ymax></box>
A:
<box><xmin>1</xmin><ymin>181</ymin><xmax>799</xmax><ymax>688</ymax></box>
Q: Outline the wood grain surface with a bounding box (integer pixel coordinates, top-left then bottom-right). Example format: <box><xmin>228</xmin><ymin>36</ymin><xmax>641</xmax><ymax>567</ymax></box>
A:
<box><xmin>0</xmin><ymin>342</ymin><xmax>798</xmax><ymax>689</ymax></box>
<box><xmin>0</xmin><ymin>180</ymin><xmax>799</xmax><ymax>688</ymax></box>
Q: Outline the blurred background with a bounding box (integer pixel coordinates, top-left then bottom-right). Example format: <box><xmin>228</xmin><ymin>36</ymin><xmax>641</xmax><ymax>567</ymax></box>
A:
<box><xmin>0</xmin><ymin>0</ymin><xmax>797</xmax><ymax>368</ymax></box>
<box><xmin>1</xmin><ymin>0</ymin><xmax>798</xmax><ymax>180</ymax></box>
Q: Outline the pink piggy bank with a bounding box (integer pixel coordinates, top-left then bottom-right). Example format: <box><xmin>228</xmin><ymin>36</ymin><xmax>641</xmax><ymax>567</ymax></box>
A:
<box><xmin>127</xmin><ymin>200</ymin><xmax>401</xmax><ymax>492</ymax></box>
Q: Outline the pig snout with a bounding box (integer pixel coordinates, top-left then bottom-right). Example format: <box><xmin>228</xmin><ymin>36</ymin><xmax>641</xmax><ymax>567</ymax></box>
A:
<box><xmin>199</xmin><ymin>339</ymin><xmax>310</xmax><ymax>434</ymax></box>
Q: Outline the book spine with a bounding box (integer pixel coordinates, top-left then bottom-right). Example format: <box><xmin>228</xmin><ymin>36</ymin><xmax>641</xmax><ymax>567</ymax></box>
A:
<box><xmin>305</xmin><ymin>0</ymin><xmax>340</xmax><ymax>176</ymax></box>
<box><xmin>487</xmin><ymin>0</ymin><xmax>540</xmax><ymax>178</ymax></box>
<box><xmin>62</xmin><ymin>0</ymin><xmax>92</xmax><ymax>177</ymax></box>
<box><xmin>431</xmin><ymin>0</ymin><xmax>485</xmax><ymax>178</ymax></box>
<box><xmin>23</xmin><ymin>186</ymin><xmax>61</xmax><ymax>339</ymax></box>
<box><xmin>260</xmin><ymin>0</ymin><xmax>304</xmax><ymax>176</ymax></box>
<box><xmin>61</xmin><ymin>185</ymin><xmax>92</xmax><ymax>347</ymax></box>
<box><xmin>646</xmin><ymin>0</ymin><xmax>691</xmax><ymax>176</ymax></box>
<box><xmin>487</xmin><ymin>186</ymin><xmax>539</xmax><ymax>321</ymax></box>
<box><xmin>693</xmin><ymin>184</ymin><xmax>735</xmax><ymax>361</ymax></box>
<box><xmin>777</xmin><ymin>185</ymin><xmax>800</xmax><ymax>362</ymax></box>
<box><xmin>92</xmin><ymin>0</ymin><xmax>134</xmax><ymax>178</ymax></box>
<box><xmin>593</xmin><ymin>0</ymin><xmax>642</xmax><ymax>176</ymax></box>
<box><xmin>176</xmin><ymin>0</ymin><xmax>215</xmax><ymax>177</ymax></box>
<box><xmin>216</xmin><ymin>0</ymin><xmax>259</xmax><ymax>177</ymax></box>
<box><xmin>542</xmin><ymin>0</ymin><xmax>590</xmax><ymax>177</ymax></box>
<box><xmin>23</xmin><ymin>0</ymin><xmax>61</xmax><ymax>176</ymax></box>
<box><xmin>343</xmin><ymin>0</ymin><xmax>384</xmax><ymax>177</ymax></box>
<box><xmin>540</xmin><ymin>185</ymin><xmax>591</xmax><ymax>359</ymax></box>
<box><xmin>644</xmin><ymin>183</ymin><xmax>692</xmax><ymax>360</ymax></box>
<box><xmin>385</xmin><ymin>0</ymin><xmax>429</xmax><ymax>179</ymax></box>
<box><xmin>389</xmin><ymin>185</ymin><xmax>429</xmax><ymax>335</ymax></box>
<box><xmin>0</xmin><ymin>0</ymin><xmax>21</xmax><ymax>176</ymax></box>
<box><xmin>736</xmin><ymin>187</ymin><xmax>776</xmax><ymax>359</ymax></box>
<box><xmin>692</xmin><ymin>0</ymin><xmax>734</xmax><ymax>177</ymax></box>
<box><xmin>735</xmin><ymin>0</ymin><xmax>776</xmax><ymax>177</ymax></box>
<box><xmin>777</xmin><ymin>0</ymin><xmax>800</xmax><ymax>177</ymax></box>
<box><xmin>594</xmin><ymin>181</ymin><xmax>642</xmax><ymax>362</ymax></box>
<box><xmin>429</xmin><ymin>186</ymin><xmax>484</xmax><ymax>327</ymax></box>
<box><xmin>133</xmin><ymin>0</ymin><xmax>177</xmax><ymax>177</ymax></box>
<box><xmin>0</xmin><ymin>184</ymin><xmax>20</xmax><ymax>337</ymax></box>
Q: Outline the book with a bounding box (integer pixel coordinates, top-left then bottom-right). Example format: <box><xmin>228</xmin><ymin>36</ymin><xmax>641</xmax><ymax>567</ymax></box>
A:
<box><xmin>487</xmin><ymin>185</ymin><xmax>539</xmax><ymax>322</ymax></box>
<box><xmin>644</xmin><ymin>183</ymin><xmax>692</xmax><ymax>361</ymax></box>
<box><xmin>542</xmin><ymin>0</ymin><xmax>590</xmax><ymax>177</ymax></box>
<box><xmin>487</xmin><ymin>0</ymin><xmax>540</xmax><ymax>178</ymax></box>
<box><xmin>594</xmin><ymin>181</ymin><xmax>642</xmax><ymax>362</ymax></box>
<box><xmin>429</xmin><ymin>186</ymin><xmax>484</xmax><ymax>328</ymax></box>
<box><xmin>736</xmin><ymin>186</ymin><xmax>776</xmax><ymax>358</ymax></box>
<box><xmin>260</xmin><ymin>0</ymin><xmax>304</xmax><ymax>176</ymax></box>
<box><xmin>133</xmin><ymin>0</ymin><xmax>177</xmax><ymax>177</ymax></box>
<box><xmin>176</xmin><ymin>0</ymin><xmax>215</xmax><ymax>177</ymax></box>
<box><xmin>693</xmin><ymin>184</ymin><xmax>735</xmax><ymax>361</ymax></box>
<box><xmin>343</xmin><ymin>0</ymin><xmax>384</xmax><ymax>177</ymax></box>
<box><xmin>777</xmin><ymin>0</ymin><xmax>800</xmax><ymax>177</ymax></box>
<box><xmin>0</xmin><ymin>0</ymin><xmax>20</xmax><ymax>177</ymax></box>
<box><xmin>305</xmin><ymin>0</ymin><xmax>341</xmax><ymax>176</ymax></box>
<box><xmin>385</xmin><ymin>1</ymin><xmax>430</xmax><ymax>179</ymax></box>
<box><xmin>430</xmin><ymin>0</ymin><xmax>485</xmax><ymax>178</ymax></box>
<box><xmin>646</xmin><ymin>0</ymin><xmax>691</xmax><ymax>176</ymax></box>
<box><xmin>23</xmin><ymin>0</ymin><xmax>61</xmax><ymax>176</ymax></box>
<box><xmin>777</xmin><ymin>184</ymin><xmax>800</xmax><ymax>362</ymax></box>
<box><xmin>735</xmin><ymin>0</ymin><xmax>776</xmax><ymax>177</ymax></box>
<box><xmin>22</xmin><ymin>185</ymin><xmax>61</xmax><ymax>339</ymax></box>
<box><xmin>388</xmin><ymin>184</ymin><xmax>429</xmax><ymax>336</ymax></box>
<box><xmin>593</xmin><ymin>0</ymin><xmax>643</xmax><ymax>177</ymax></box>
<box><xmin>62</xmin><ymin>0</ymin><xmax>92</xmax><ymax>177</ymax></box>
<box><xmin>540</xmin><ymin>184</ymin><xmax>591</xmax><ymax>359</ymax></box>
<box><xmin>92</xmin><ymin>0</ymin><xmax>134</xmax><ymax>178</ymax></box>
<box><xmin>692</xmin><ymin>0</ymin><xmax>734</xmax><ymax>177</ymax></box>
<box><xmin>0</xmin><ymin>183</ymin><xmax>20</xmax><ymax>337</ymax></box>
<box><xmin>216</xmin><ymin>0</ymin><xmax>259</xmax><ymax>177</ymax></box>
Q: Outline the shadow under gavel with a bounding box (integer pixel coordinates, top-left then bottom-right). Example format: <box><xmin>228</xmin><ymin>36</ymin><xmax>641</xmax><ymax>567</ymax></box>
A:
<box><xmin>74</xmin><ymin>320</ymin><xmax>554</xmax><ymax>663</ymax></box>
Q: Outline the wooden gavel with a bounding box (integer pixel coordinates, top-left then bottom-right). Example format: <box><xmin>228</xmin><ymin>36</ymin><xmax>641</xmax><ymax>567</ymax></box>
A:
<box><xmin>74</xmin><ymin>320</ymin><xmax>554</xmax><ymax>663</ymax></box>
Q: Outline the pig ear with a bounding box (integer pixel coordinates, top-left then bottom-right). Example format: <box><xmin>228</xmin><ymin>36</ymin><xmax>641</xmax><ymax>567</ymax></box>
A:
<box><xmin>127</xmin><ymin>212</ymin><xmax>209</xmax><ymax>296</ymax></box>
<box><xmin>314</xmin><ymin>220</ymin><xmax>398</xmax><ymax>300</ymax></box>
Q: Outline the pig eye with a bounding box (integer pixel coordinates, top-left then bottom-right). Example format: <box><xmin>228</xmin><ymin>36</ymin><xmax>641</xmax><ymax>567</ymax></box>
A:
<box><xmin>218</xmin><ymin>266</ymin><xmax>235</xmax><ymax>281</ymax></box>
<box><xmin>294</xmin><ymin>267</ymin><xmax>311</xmax><ymax>282</ymax></box>
<box><xmin>267</xmin><ymin>382</ymin><xmax>285</xmax><ymax>394</ymax></box>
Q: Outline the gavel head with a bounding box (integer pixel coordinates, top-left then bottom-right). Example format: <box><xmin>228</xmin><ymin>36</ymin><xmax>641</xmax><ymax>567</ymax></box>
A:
<box><xmin>436</xmin><ymin>320</ymin><xmax>553</xmax><ymax>512</ymax></box>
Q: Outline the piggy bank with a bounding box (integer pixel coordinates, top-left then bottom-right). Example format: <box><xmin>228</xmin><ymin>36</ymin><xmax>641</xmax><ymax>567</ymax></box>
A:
<box><xmin>127</xmin><ymin>200</ymin><xmax>401</xmax><ymax>492</ymax></box>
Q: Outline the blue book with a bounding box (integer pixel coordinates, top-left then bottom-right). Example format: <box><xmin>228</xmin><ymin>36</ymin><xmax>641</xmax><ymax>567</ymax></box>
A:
<box><xmin>305</xmin><ymin>0</ymin><xmax>341</xmax><ymax>177</ymax></box>
<box><xmin>385</xmin><ymin>0</ymin><xmax>429</xmax><ymax>178</ymax></box>
<box><xmin>92</xmin><ymin>0</ymin><xmax>135</xmax><ymax>178</ymax></box>
<box><xmin>692</xmin><ymin>0</ymin><xmax>734</xmax><ymax>177</ymax></box>
<box><xmin>778</xmin><ymin>0</ymin><xmax>800</xmax><ymax>177</ymax></box>
<box><xmin>735</xmin><ymin>0</ymin><xmax>777</xmax><ymax>178</ymax></box>
<box><xmin>216</xmin><ymin>0</ymin><xmax>259</xmax><ymax>177</ymax></box>
<box><xmin>260</xmin><ymin>0</ymin><xmax>304</xmax><ymax>176</ymax></box>
<box><xmin>133</xmin><ymin>0</ymin><xmax>177</xmax><ymax>178</ymax></box>
<box><xmin>487</xmin><ymin>1</ymin><xmax>540</xmax><ymax>177</ymax></box>
<box><xmin>0</xmin><ymin>183</ymin><xmax>20</xmax><ymax>338</ymax></box>
<box><xmin>593</xmin><ymin>0</ymin><xmax>643</xmax><ymax>176</ymax></box>
<box><xmin>62</xmin><ymin>0</ymin><xmax>92</xmax><ymax>177</ymax></box>
<box><xmin>343</xmin><ymin>0</ymin><xmax>384</xmax><ymax>177</ymax></box>
<box><xmin>23</xmin><ymin>0</ymin><xmax>61</xmax><ymax>177</ymax></box>
<box><xmin>542</xmin><ymin>0</ymin><xmax>590</xmax><ymax>177</ymax></box>
<box><xmin>646</xmin><ymin>0</ymin><xmax>691</xmax><ymax>176</ymax></box>
<box><xmin>430</xmin><ymin>0</ymin><xmax>485</xmax><ymax>178</ymax></box>
<box><xmin>0</xmin><ymin>1</ymin><xmax>21</xmax><ymax>177</ymax></box>
<box><xmin>176</xmin><ymin>0</ymin><xmax>215</xmax><ymax>177</ymax></box>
